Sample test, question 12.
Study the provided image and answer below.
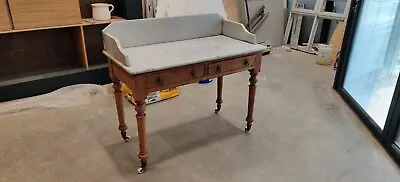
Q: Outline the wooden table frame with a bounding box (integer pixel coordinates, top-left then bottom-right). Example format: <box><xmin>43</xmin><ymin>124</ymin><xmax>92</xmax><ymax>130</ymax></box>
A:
<box><xmin>107</xmin><ymin>51</ymin><xmax>262</xmax><ymax>173</ymax></box>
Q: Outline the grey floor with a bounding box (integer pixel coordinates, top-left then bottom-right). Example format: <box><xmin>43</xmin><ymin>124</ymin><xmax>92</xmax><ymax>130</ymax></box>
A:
<box><xmin>0</xmin><ymin>48</ymin><xmax>399</xmax><ymax>182</ymax></box>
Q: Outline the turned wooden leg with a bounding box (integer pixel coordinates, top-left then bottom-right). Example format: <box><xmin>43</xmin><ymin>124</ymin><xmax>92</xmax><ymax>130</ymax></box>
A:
<box><xmin>135</xmin><ymin>100</ymin><xmax>148</xmax><ymax>174</ymax></box>
<box><xmin>215</xmin><ymin>76</ymin><xmax>223</xmax><ymax>113</ymax></box>
<box><xmin>245</xmin><ymin>70</ymin><xmax>258</xmax><ymax>132</ymax></box>
<box><xmin>113</xmin><ymin>81</ymin><xmax>130</xmax><ymax>142</ymax></box>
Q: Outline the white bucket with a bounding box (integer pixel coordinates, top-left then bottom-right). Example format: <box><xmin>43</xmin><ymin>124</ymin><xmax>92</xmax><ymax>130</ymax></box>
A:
<box><xmin>316</xmin><ymin>44</ymin><xmax>333</xmax><ymax>65</ymax></box>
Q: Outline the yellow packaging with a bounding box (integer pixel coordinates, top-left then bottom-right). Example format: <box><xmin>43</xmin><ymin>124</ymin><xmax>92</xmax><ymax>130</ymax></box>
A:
<box><xmin>122</xmin><ymin>84</ymin><xmax>179</xmax><ymax>105</ymax></box>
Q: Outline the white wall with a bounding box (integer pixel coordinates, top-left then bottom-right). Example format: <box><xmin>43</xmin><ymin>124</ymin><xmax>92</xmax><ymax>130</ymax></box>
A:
<box><xmin>156</xmin><ymin>0</ymin><xmax>227</xmax><ymax>18</ymax></box>
<box><xmin>155</xmin><ymin>0</ymin><xmax>285</xmax><ymax>47</ymax></box>
<box><xmin>246</xmin><ymin>0</ymin><xmax>285</xmax><ymax>47</ymax></box>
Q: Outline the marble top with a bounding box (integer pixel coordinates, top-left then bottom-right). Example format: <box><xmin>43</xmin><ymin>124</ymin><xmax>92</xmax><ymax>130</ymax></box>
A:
<box><xmin>103</xmin><ymin>14</ymin><xmax>266</xmax><ymax>74</ymax></box>
<box><xmin>114</xmin><ymin>35</ymin><xmax>266</xmax><ymax>74</ymax></box>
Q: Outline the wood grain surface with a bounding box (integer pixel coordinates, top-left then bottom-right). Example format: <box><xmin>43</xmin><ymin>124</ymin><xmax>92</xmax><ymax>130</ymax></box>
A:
<box><xmin>223</xmin><ymin>0</ymin><xmax>239</xmax><ymax>22</ymax></box>
<box><xmin>82</xmin><ymin>16</ymin><xmax>124</xmax><ymax>26</ymax></box>
<box><xmin>215</xmin><ymin>76</ymin><xmax>223</xmax><ymax>113</ymax></box>
<box><xmin>0</xmin><ymin>28</ymin><xmax>79</xmax><ymax>79</ymax></box>
<box><xmin>74</xmin><ymin>26</ymin><xmax>89</xmax><ymax>70</ymax></box>
<box><xmin>208</xmin><ymin>55</ymin><xmax>256</xmax><ymax>76</ymax></box>
<box><xmin>146</xmin><ymin>65</ymin><xmax>205</xmax><ymax>89</ymax></box>
<box><xmin>329</xmin><ymin>22</ymin><xmax>346</xmax><ymax>65</ymax></box>
<box><xmin>8</xmin><ymin>0</ymin><xmax>81</xmax><ymax>29</ymax></box>
<box><xmin>84</xmin><ymin>24</ymin><xmax>108</xmax><ymax>66</ymax></box>
<box><xmin>107</xmin><ymin>52</ymin><xmax>262</xmax><ymax>172</ymax></box>
<box><xmin>0</xmin><ymin>0</ymin><xmax>11</xmax><ymax>31</ymax></box>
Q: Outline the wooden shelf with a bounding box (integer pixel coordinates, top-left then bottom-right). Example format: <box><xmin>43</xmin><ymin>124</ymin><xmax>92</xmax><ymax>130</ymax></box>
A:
<box><xmin>0</xmin><ymin>66</ymin><xmax>85</xmax><ymax>87</ymax></box>
<box><xmin>0</xmin><ymin>0</ymin><xmax>133</xmax><ymax>102</ymax></box>
<box><xmin>89</xmin><ymin>63</ymin><xmax>108</xmax><ymax>70</ymax></box>
<box><xmin>82</xmin><ymin>16</ymin><xmax>125</xmax><ymax>26</ymax></box>
<box><xmin>0</xmin><ymin>16</ymin><xmax>125</xmax><ymax>34</ymax></box>
<box><xmin>0</xmin><ymin>23</ymin><xmax>81</xmax><ymax>34</ymax></box>
<box><xmin>0</xmin><ymin>27</ymin><xmax>82</xmax><ymax>79</ymax></box>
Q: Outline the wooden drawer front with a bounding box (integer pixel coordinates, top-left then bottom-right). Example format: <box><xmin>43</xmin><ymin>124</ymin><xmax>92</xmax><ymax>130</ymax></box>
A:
<box><xmin>0</xmin><ymin>0</ymin><xmax>11</xmax><ymax>31</ymax></box>
<box><xmin>208</xmin><ymin>56</ymin><xmax>255</xmax><ymax>75</ymax></box>
<box><xmin>147</xmin><ymin>65</ymin><xmax>205</xmax><ymax>88</ymax></box>
<box><xmin>8</xmin><ymin>0</ymin><xmax>81</xmax><ymax>30</ymax></box>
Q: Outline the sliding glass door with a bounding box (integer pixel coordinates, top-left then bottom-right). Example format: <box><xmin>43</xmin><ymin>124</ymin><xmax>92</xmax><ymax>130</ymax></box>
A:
<box><xmin>343</xmin><ymin>0</ymin><xmax>400</xmax><ymax>130</ymax></box>
<box><xmin>334</xmin><ymin>0</ymin><xmax>400</xmax><ymax>164</ymax></box>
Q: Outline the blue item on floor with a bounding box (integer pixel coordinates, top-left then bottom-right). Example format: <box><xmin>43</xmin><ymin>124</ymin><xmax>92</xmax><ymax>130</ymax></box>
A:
<box><xmin>199</xmin><ymin>79</ymin><xmax>213</xmax><ymax>84</ymax></box>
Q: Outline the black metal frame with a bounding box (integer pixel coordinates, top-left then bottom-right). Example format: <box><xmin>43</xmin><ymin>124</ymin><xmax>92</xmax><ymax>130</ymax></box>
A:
<box><xmin>383</xmin><ymin>75</ymin><xmax>400</xmax><ymax>163</ymax></box>
<box><xmin>333</xmin><ymin>0</ymin><xmax>400</xmax><ymax>164</ymax></box>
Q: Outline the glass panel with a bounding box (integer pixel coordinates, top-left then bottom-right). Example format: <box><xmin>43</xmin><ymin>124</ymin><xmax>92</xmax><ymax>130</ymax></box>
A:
<box><xmin>344</xmin><ymin>0</ymin><xmax>400</xmax><ymax>129</ymax></box>
<box><xmin>297</xmin><ymin>0</ymin><xmax>318</xmax><ymax>10</ymax></box>
<box><xmin>321</xmin><ymin>0</ymin><xmax>347</xmax><ymax>14</ymax></box>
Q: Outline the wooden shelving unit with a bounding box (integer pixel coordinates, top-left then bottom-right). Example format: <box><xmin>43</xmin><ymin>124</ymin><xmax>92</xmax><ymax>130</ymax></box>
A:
<box><xmin>0</xmin><ymin>16</ymin><xmax>125</xmax><ymax>34</ymax></box>
<box><xmin>0</xmin><ymin>0</ymin><xmax>142</xmax><ymax>102</ymax></box>
<box><xmin>0</xmin><ymin>16</ymin><xmax>125</xmax><ymax>82</ymax></box>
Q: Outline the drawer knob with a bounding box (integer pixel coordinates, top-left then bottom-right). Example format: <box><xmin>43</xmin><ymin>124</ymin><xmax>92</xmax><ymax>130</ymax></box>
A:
<box><xmin>216</xmin><ymin>65</ymin><xmax>222</xmax><ymax>73</ymax></box>
<box><xmin>244</xmin><ymin>58</ymin><xmax>250</xmax><ymax>66</ymax></box>
<box><xmin>190</xmin><ymin>69</ymin><xmax>197</xmax><ymax>79</ymax></box>
<box><xmin>156</xmin><ymin>76</ymin><xmax>164</xmax><ymax>86</ymax></box>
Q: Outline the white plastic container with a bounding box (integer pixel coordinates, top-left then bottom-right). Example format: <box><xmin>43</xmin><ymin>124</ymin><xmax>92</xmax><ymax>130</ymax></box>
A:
<box><xmin>316</xmin><ymin>44</ymin><xmax>333</xmax><ymax>65</ymax></box>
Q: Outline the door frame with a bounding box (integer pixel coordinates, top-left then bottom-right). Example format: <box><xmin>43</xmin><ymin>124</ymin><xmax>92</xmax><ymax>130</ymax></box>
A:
<box><xmin>383</xmin><ymin>76</ymin><xmax>400</xmax><ymax>163</ymax></box>
<box><xmin>333</xmin><ymin>0</ymin><xmax>400</xmax><ymax>164</ymax></box>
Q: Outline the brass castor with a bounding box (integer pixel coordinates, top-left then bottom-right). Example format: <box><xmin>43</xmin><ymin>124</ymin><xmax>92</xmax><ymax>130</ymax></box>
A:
<box><xmin>121</xmin><ymin>132</ymin><xmax>131</xmax><ymax>142</ymax></box>
<box><xmin>245</xmin><ymin>123</ymin><xmax>252</xmax><ymax>132</ymax></box>
<box><xmin>137</xmin><ymin>161</ymin><xmax>147</xmax><ymax>174</ymax></box>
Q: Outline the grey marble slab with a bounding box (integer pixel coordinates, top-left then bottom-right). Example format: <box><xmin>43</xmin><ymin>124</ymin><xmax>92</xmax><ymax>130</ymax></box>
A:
<box><xmin>103</xmin><ymin>14</ymin><xmax>266</xmax><ymax>74</ymax></box>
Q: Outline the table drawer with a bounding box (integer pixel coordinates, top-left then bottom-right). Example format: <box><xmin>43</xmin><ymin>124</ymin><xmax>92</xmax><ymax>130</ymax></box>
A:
<box><xmin>146</xmin><ymin>65</ymin><xmax>205</xmax><ymax>88</ymax></box>
<box><xmin>208</xmin><ymin>55</ymin><xmax>256</xmax><ymax>75</ymax></box>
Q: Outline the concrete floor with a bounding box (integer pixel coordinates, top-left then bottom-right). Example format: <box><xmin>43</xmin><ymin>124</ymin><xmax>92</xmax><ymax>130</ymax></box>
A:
<box><xmin>0</xmin><ymin>48</ymin><xmax>399</xmax><ymax>182</ymax></box>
